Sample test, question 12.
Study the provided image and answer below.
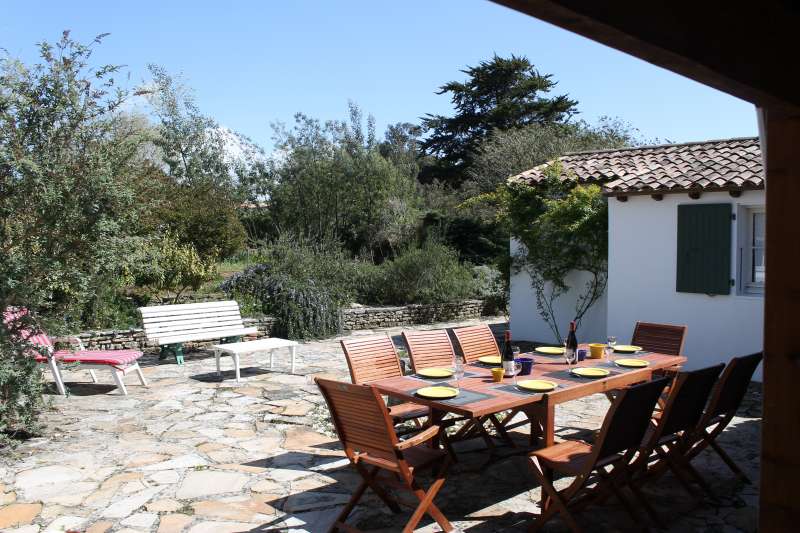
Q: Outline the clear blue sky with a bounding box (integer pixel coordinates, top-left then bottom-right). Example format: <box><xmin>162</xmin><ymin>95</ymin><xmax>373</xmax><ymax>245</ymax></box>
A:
<box><xmin>2</xmin><ymin>0</ymin><xmax>758</xmax><ymax>150</ymax></box>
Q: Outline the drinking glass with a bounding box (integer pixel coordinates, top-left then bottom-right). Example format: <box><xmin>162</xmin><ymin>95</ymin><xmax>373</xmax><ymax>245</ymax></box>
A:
<box><xmin>512</xmin><ymin>345</ymin><xmax>521</xmax><ymax>358</ymax></box>
<box><xmin>606</xmin><ymin>336</ymin><xmax>617</xmax><ymax>366</ymax></box>
<box><xmin>563</xmin><ymin>340</ymin><xmax>573</xmax><ymax>369</ymax></box>
<box><xmin>453</xmin><ymin>357</ymin><xmax>465</xmax><ymax>389</ymax></box>
<box><xmin>511</xmin><ymin>361</ymin><xmax>522</xmax><ymax>386</ymax></box>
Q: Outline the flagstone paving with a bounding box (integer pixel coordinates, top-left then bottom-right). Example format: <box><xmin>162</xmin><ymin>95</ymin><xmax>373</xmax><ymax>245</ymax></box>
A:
<box><xmin>0</xmin><ymin>317</ymin><xmax>761</xmax><ymax>532</ymax></box>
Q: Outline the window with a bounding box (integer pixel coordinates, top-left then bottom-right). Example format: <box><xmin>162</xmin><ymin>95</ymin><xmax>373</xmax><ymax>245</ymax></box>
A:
<box><xmin>676</xmin><ymin>203</ymin><xmax>733</xmax><ymax>295</ymax></box>
<box><xmin>739</xmin><ymin>207</ymin><xmax>766</xmax><ymax>295</ymax></box>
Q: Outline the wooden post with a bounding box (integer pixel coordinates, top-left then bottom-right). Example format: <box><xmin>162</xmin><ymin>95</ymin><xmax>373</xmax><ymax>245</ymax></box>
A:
<box><xmin>758</xmin><ymin>108</ymin><xmax>800</xmax><ymax>531</ymax></box>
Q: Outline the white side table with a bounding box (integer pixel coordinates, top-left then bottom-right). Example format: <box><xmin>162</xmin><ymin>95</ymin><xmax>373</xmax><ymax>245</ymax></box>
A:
<box><xmin>212</xmin><ymin>338</ymin><xmax>299</xmax><ymax>382</ymax></box>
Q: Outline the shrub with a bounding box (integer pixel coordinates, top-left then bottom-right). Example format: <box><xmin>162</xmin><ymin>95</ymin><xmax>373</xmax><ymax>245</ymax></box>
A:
<box><xmin>374</xmin><ymin>243</ymin><xmax>477</xmax><ymax>305</ymax></box>
<box><xmin>0</xmin><ymin>314</ymin><xmax>47</xmax><ymax>445</ymax></box>
<box><xmin>220</xmin><ymin>237</ymin><xmax>358</xmax><ymax>339</ymax></box>
<box><xmin>123</xmin><ymin>234</ymin><xmax>217</xmax><ymax>304</ymax></box>
<box><xmin>222</xmin><ymin>265</ymin><xmax>341</xmax><ymax>339</ymax></box>
<box><xmin>472</xmin><ymin>264</ymin><xmax>508</xmax><ymax>315</ymax></box>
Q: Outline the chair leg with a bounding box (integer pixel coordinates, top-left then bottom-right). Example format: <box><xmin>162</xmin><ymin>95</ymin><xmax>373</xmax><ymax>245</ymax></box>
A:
<box><xmin>528</xmin><ymin>456</ymin><xmax>583</xmax><ymax>533</ymax></box>
<box><xmin>89</xmin><ymin>370</ymin><xmax>98</xmax><ymax>383</ymax></box>
<box><xmin>356</xmin><ymin>464</ymin><xmax>401</xmax><ymax>513</ymax></box>
<box><xmin>404</xmin><ymin>469</ymin><xmax>452</xmax><ymax>533</ymax></box>
<box><xmin>48</xmin><ymin>358</ymin><xmax>67</xmax><ymax>396</ymax></box>
<box><xmin>111</xmin><ymin>369</ymin><xmax>128</xmax><ymax>396</ymax></box>
<box><xmin>234</xmin><ymin>353</ymin><xmax>241</xmax><ymax>382</ymax></box>
<box><xmin>134</xmin><ymin>363</ymin><xmax>147</xmax><ymax>387</ymax></box>
<box><xmin>709</xmin><ymin>439</ymin><xmax>751</xmax><ymax>484</ymax></box>
<box><xmin>290</xmin><ymin>345</ymin><xmax>296</xmax><ymax>374</ymax></box>
<box><xmin>330</xmin><ymin>478</ymin><xmax>369</xmax><ymax>533</ymax></box>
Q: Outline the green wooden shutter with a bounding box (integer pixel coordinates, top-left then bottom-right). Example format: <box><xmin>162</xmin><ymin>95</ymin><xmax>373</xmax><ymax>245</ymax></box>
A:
<box><xmin>676</xmin><ymin>203</ymin><xmax>732</xmax><ymax>295</ymax></box>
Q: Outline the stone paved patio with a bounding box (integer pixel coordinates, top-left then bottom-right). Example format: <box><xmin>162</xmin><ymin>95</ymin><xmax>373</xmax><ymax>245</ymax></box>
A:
<box><xmin>0</xmin><ymin>317</ymin><xmax>761</xmax><ymax>532</ymax></box>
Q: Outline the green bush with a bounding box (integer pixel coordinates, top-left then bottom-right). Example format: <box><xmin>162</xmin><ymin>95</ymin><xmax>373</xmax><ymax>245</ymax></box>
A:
<box><xmin>373</xmin><ymin>243</ymin><xmax>477</xmax><ymax>305</ymax></box>
<box><xmin>472</xmin><ymin>264</ymin><xmax>508</xmax><ymax>315</ymax></box>
<box><xmin>123</xmin><ymin>234</ymin><xmax>217</xmax><ymax>304</ymax></box>
<box><xmin>220</xmin><ymin>237</ymin><xmax>358</xmax><ymax>339</ymax></box>
<box><xmin>0</xmin><ymin>315</ymin><xmax>47</xmax><ymax>445</ymax></box>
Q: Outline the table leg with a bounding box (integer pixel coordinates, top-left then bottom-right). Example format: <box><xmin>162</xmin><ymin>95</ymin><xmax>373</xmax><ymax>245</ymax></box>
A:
<box><xmin>540</xmin><ymin>399</ymin><xmax>556</xmax><ymax>510</ymax></box>
<box><xmin>430</xmin><ymin>409</ymin><xmax>446</xmax><ymax>448</ymax></box>
<box><xmin>290</xmin><ymin>345</ymin><xmax>296</xmax><ymax>374</ymax></box>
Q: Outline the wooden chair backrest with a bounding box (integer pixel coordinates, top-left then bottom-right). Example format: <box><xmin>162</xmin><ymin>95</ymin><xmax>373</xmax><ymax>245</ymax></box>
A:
<box><xmin>658</xmin><ymin>364</ymin><xmax>724</xmax><ymax>437</ymax></box>
<box><xmin>596</xmin><ymin>377</ymin><xmax>670</xmax><ymax>460</ymax></box>
<box><xmin>138</xmin><ymin>300</ymin><xmax>256</xmax><ymax>346</ymax></box>
<box><xmin>402</xmin><ymin>329</ymin><xmax>456</xmax><ymax>372</ymax></box>
<box><xmin>340</xmin><ymin>335</ymin><xmax>403</xmax><ymax>384</ymax></box>
<box><xmin>315</xmin><ymin>378</ymin><xmax>399</xmax><ymax>463</ymax></box>
<box><xmin>631</xmin><ymin>321</ymin><xmax>688</xmax><ymax>355</ymax></box>
<box><xmin>706</xmin><ymin>352</ymin><xmax>763</xmax><ymax>419</ymax></box>
<box><xmin>452</xmin><ymin>324</ymin><xmax>500</xmax><ymax>363</ymax></box>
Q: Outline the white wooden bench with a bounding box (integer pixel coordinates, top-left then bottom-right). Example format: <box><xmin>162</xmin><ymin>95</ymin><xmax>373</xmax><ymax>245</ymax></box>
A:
<box><xmin>212</xmin><ymin>337</ymin><xmax>299</xmax><ymax>382</ymax></box>
<box><xmin>139</xmin><ymin>301</ymin><xmax>258</xmax><ymax>365</ymax></box>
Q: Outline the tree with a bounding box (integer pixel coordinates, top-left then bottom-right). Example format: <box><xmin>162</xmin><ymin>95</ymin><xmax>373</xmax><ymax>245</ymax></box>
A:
<box><xmin>465</xmin><ymin>118</ymin><xmax>642</xmax><ymax>194</ymax></box>
<box><xmin>420</xmin><ymin>54</ymin><xmax>578</xmax><ymax>186</ymax></box>
<box><xmin>503</xmin><ymin>166</ymin><xmax>608</xmax><ymax>342</ymax></box>
<box><xmin>145</xmin><ymin>65</ymin><xmax>246</xmax><ymax>258</ymax></box>
<box><xmin>0</xmin><ymin>32</ymin><xmax>148</xmax><ymax>438</ymax></box>
<box><xmin>266</xmin><ymin>103</ymin><xmax>420</xmax><ymax>259</ymax></box>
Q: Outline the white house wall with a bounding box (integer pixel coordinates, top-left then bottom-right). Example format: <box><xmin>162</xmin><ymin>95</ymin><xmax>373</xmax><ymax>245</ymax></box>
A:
<box><xmin>607</xmin><ymin>190</ymin><xmax>765</xmax><ymax>380</ymax></box>
<box><xmin>509</xmin><ymin>238</ymin><xmax>608</xmax><ymax>345</ymax></box>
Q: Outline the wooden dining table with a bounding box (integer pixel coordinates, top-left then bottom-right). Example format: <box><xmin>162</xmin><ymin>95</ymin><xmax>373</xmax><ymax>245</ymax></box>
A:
<box><xmin>372</xmin><ymin>346</ymin><xmax>686</xmax><ymax>504</ymax></box>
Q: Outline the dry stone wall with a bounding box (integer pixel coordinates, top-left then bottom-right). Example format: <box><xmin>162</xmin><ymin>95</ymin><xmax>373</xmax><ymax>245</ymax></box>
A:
<box><xmin>76</xmin><ymin>300</ymin><xmax>488</xmax><ymax>350</ymax></box>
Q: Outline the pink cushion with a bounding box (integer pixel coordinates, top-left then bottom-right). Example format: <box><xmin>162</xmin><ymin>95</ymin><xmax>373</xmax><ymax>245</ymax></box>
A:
<box><xmin>52</xmin><ymin>349</ymin><xmax>143</xmax><ymax>366</ymax></box>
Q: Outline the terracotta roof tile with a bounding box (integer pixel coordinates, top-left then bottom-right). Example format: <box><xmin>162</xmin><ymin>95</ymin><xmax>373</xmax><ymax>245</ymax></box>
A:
<box><xmin>509</xmin><ymin>137</ymin><xmax>762</xmax><ymax>195</ymax></box>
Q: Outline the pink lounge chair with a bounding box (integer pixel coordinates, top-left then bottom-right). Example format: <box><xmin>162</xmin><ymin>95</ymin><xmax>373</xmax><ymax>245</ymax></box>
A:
<box><xmin>2</xmin><ymin>308</ymin><xmax>147</xmax><ymax>396</ymax></box>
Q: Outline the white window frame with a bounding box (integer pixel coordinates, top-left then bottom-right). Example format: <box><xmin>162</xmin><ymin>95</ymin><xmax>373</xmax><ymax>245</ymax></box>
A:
<box><xmin>737</xmin><ymin>206</ymin><xmax>765</xmax><ymax>295</ymax></box>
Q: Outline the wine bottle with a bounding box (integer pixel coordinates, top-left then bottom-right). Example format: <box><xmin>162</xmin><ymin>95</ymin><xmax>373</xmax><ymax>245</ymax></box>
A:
<box><xmin>502</xmin><ymin>330</ymin><xmax>515</xmax><ymax>376</ymax></box>
<box><xmin>565</xmin><ymin>321</ymin><xmax>578</xmax><ymax>364</ymax></box>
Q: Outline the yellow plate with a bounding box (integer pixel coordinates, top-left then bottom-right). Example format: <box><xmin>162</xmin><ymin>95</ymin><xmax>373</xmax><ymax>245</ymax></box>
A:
<box><xmin>615</xmin><ymin>358</ymin><xmax>650</xmax><ymax>368</ymax></box>
<box><xmin>416</xmin><ymin>386</ymin><xmax>459</xmax><ymax>400</ymax></box>
<box><xmin>613</xmin><ymin>345</ymin><xmax>643</xmax><ymax>353</ymax></box>
<box><xmin>516</xmin><ymin>379</ymin><xmax>558</xmax><ymax>392</ymax></box>
<box><xmin>535</xmin><ymin>346</ymin><xmax>565</xmax><ymax>355</ymax></box>
<box><xmin>417</xmin><ymin>367</ymin><xmax>454</xmax><ymax>378</ymax></box>
<box><xmin>571</xmin><ymin>367</ymin><xmax>611</xmax><ymax>378</ymax></box>
<box><xmin>478</xmin><ymin>355</ymin><xmax>502</xmax><ymax>365</ymax></box>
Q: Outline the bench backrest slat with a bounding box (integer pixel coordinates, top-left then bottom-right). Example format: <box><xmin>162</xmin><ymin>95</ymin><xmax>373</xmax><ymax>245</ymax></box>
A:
<box><xmin>139</xmin><ymin>301</ymin><xmax>252</xmax><ymax>345</ymax></box>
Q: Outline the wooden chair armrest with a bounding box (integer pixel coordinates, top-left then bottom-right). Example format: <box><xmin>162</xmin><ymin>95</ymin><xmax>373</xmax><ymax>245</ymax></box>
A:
<box><xmin>395</xmin><ymin>425</ymin><xmax>440</xmax><ymax>450</ymax></box>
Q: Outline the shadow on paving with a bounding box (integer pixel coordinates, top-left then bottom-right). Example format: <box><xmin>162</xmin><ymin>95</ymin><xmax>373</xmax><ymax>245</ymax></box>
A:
<box><xmin>241</xmin><ymin>416</ymin><xmax>759</xmax><ymax>532</ymax></box>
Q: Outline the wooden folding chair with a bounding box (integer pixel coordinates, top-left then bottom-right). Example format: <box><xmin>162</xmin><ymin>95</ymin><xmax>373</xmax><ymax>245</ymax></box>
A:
<box><xmin>341</xmin><ymin>335</ymin><xmax>428</xmax><ymax>427</ymax></box>
<box><xmin>527</xmin><ymin>376</ymin><xmax>670</xmax><ymax>533</ymax></box>
<box><xmin>404</xmin><ymin>329</ymin><xmax>511</xmax><ymax>451</ymax></box>
<box><xmin>451</xmin><ymin>324</ymin><xmax>500</xmax><ymax>364</ymax></box>
<box><xmin>631</xmin><ymin>321</ymin><xmax>688</xmax><ymax>355</ymax></box>
<box><xmin>682</xmin><ymin>352</ymin><xmax>763</xmax><ymax>484</ymax></box>
<box><xmin>453</xmin><ymin>324</ymin><xmax>531</xmax><ymax>437</ymax></box>
<box><xmin>402</xmin><ymin>329</ymin><xmax>458</xmax><ymax>372</ymax></box>
<box><xmin>315</xmin><ymin>378</ymin><xmax>453</xmax><ymax>533</ymax></box>
<box><xmin>626</xmin><ymin>364</ymin><xmax>724</xmax><ymax>524</ymax></box>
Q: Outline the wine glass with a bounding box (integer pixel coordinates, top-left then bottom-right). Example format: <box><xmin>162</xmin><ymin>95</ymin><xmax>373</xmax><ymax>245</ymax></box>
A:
<box><xmin>562</xmin><ymin>339</ymin><xmax>573</xmax><ymax>370</ymax></box>
<box><xmin>511</xmin><ymin>361</ymin><xmax>522</xmax><ymax>386</ymax></box>
<box><xmin>453</xmin><ymin>357</ymin><xmax>465</xmax><ymax>389</ymax></box>
<box><xmin>606</xmin><ymin>336</ymin><xmax>617</xmax><ymax>366</ymax></box>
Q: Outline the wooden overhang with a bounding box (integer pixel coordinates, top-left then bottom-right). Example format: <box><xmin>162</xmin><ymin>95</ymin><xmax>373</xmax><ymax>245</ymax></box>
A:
<box><xmin>490</xmin><ymin>1</ymin><xmax>800</xmax><ymax>530</ymax></box>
